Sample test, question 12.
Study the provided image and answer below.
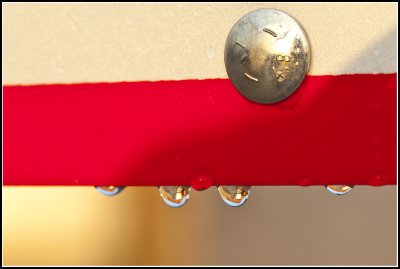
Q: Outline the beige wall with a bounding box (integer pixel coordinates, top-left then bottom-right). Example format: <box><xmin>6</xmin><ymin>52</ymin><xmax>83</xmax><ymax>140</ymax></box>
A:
<box><xmin>3</xmin><ymin>3</ymin><xmax>397</xmax><ymax>84</ymax></box>
<box><xmin>3</xmin><ymin>3</ymin><xmax>397</xmax><ymax>265</ymax></box>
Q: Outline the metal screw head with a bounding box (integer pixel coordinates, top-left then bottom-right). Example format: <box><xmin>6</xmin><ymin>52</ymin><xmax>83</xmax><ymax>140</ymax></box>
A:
<box><xmin>224</xmin><ymin>9</ymin><xmax>311</xmax><ymax>104</ymax></box>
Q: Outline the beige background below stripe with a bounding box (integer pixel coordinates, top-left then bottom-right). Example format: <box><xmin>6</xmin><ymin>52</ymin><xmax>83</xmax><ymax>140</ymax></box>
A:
<box><xmin>3</xmin><ymin>3</ymin><xmax>397</xmax><ymax>266</ymax></box>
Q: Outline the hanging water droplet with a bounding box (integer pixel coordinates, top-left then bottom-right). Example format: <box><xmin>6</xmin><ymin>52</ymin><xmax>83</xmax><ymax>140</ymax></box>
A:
<box><xmin>298</xmin><ymin>178</ymin><xmax>311</xmax><ymax>186</ymax></box>
<box><xmin>218</xmin><ymin>186</ymin><xmax>251</xmax><ymax>207</ymax></box>
<box><xmin>190</xmin><ymin>173</ymin><xmax>213</xmax><ymax>191</ymax></box>
<box><xmin>325</xmin><ymin>185</ymin><xmax>354</xmax><ymax>195</ymax></box>
<box><xmin>158</xmin><ymin>186</ymin><xmax>191</xmax><ymax>208</ymax></box>
<box><xmin>95</xmin><ymin>186</ymin><xmax>124</xmax><ymax>196</ymax></box>
<box><xmin>368</xmin><ymin>174</ymin><xmax>386</xmax><ymax>186</ymax></box>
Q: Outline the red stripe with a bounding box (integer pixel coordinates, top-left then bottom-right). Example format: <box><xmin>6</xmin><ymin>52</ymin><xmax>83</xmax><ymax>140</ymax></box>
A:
<box><xmin>3</xmin><ymin>74</ymin><xmax>397</xmax><ymax>186</ymax></box>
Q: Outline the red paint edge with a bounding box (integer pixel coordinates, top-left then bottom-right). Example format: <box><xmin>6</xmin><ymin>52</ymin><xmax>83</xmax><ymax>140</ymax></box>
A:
<box><xmin>3</xmin><ymin>74</ymin><xmax>397</xmax><ymax>186</ymax></box>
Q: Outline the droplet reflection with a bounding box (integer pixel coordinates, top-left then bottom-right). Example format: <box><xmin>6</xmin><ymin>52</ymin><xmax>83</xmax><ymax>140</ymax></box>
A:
<box><xmin>218</xmin><ymin>186</ymin><xmax>251</xmax><ymax>207</ymax></box>
<box><xmin>325</xmin><ymin>185</ymin><xmax>354</xmax><ymax>195</ymax></box>
<box><xmin>158</xmin><ymin>186</ymin><xmax>191</xmax><ymax>208</ymax></box>
<box><xmin>95</xmin><ymin>186</ymin><xmax>124</xmax><ymax>196</ymax></box>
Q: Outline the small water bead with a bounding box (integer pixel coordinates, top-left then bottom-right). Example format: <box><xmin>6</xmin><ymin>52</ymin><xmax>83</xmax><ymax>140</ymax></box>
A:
<box><xmin>190</xmin><ymin>174</ymin><xmax>213</xmax><ymax>191</ymax></box>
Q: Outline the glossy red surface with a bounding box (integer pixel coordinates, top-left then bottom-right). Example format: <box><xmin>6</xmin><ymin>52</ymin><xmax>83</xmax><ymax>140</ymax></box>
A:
<box><xmin>3</xmin><ymin>74</ymin><xmax>397</xmax><ymax>186</ymax></box>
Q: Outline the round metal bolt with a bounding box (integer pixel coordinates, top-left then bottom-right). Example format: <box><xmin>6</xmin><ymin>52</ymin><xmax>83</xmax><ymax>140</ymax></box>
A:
<box><xmin>224</xmin><ymin>9</ymin><xmax>311</xmax><ymax>104</ymax></box>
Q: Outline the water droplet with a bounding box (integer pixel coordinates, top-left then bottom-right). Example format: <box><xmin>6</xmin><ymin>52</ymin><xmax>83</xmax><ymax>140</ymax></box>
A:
<box><xmin>298</xmin><ymin>178</ymin><xmax>311</xmax><ymax>186</ymax></box>
<box><xmin>325</xmin><ymin>185</ymin><xmax>354</xmax><ymax>195</ymax></box>
<box><xmin>190</xmin><ymin>174</ymin><xmax>213</xmax><ymax>191</ymax></box>
<box><xmin>218</xmin><ymin>186</ymin><xmax>251</xmax><ymax>207</ymax></box>
<box><xmin>158</xmin><ymin>186</ymin><xmax>190</xmax><ymax>208</ymax></box>
<box><xmin>368</xmin><ymin>175</ymin><xmax>386</xmax><ymax>186</ymax></box>
<box><xmin>207</xmin><ymin>47</ymin><xmax>215</xmax><ymax>59</ymax></box>
<box><xmin>95</xmin><ymin>186</ymin><xmax>124</xmax><ymax>196</ymax></box>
